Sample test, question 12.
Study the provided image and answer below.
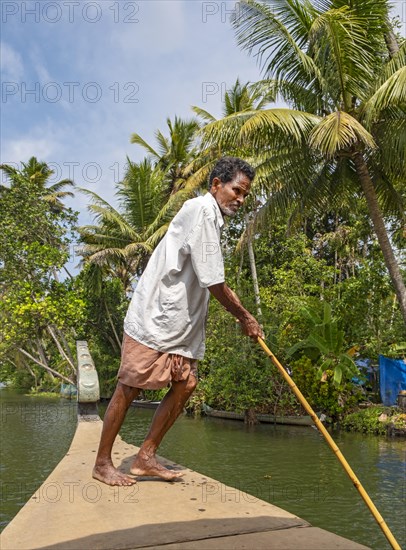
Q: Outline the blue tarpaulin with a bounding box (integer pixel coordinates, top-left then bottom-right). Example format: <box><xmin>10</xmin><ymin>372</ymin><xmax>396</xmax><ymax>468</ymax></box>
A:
<box><xmin>379</xmin><ymin>355</ymin><xmax>406</xmax><ymax>406</ymax></box>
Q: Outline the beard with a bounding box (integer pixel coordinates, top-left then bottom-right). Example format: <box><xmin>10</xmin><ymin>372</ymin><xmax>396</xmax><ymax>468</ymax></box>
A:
<box><xmin>218</xmin><ymin>202</ymin><xmax>239</xmax><ymax>217</ymax></box>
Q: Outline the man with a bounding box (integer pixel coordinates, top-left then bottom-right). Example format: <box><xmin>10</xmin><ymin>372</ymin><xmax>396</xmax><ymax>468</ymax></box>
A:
<box><xmin>93</xmin><ymin>157</ymin><xmax>263</xmax><ymax>486</ymax></box>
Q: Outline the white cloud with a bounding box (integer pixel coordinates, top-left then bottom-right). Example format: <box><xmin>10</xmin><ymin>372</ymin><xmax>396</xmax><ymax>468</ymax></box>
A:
<box><xmin>1</xmin><ymin>42</ymin><xmax>24</xmax><ymax>81</ymax></box>
<box><xmin>1</xmin><ymin>137</ymin><xmax>55</xmax><ymax>165</ymax></box>
<box><xmin>31</xmin><ymin>57</ymin><xmax>53</xmax><ymax>85</ymax></box>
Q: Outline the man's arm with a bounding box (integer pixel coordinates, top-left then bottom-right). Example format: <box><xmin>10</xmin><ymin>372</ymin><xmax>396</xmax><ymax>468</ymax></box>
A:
<box><xmin>208</xmin><ymin>282</ymin><xmax>264</xmax><ymax>340</ymax></box>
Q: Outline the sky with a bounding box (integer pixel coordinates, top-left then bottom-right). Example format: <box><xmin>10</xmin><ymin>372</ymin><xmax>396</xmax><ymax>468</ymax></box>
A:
<box><xmin>1</xmin><ymin>1</ymin><xmax>265</xmax><ymax>222</ymax></box>
<box><xmin>1</xmin><ymin>0</ymin><xmax>405</xmax><ymax>263</ymax></box>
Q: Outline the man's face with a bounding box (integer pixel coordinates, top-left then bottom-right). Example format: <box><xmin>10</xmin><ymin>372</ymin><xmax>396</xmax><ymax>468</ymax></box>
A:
<box><xmin>210</xmin><ymin>172</ymin><xmax>252</xmax><ymax>217</ymax></box>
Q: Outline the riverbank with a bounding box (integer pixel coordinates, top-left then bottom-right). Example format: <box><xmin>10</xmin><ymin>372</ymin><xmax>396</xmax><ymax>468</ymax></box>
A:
<box><xmin>26</xmin><ymin>386</ymin><xmax>406</xmax><ymax>436</ymax></box>
<box><xmin>9</xmin><ymin>384</ymin><xmax>406</xmax><ymax>436</ymax></box>
<box><xmin>342</xmin><ymin>405</ymin><xmax>406</xmax><ymax>436</ymax></box>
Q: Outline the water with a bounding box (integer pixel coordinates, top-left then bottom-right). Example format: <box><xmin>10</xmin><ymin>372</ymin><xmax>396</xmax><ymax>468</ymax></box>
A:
<box><xmin>0</xmin><ymin>389</ymin><xmax>77</xmax><ymax>531</ymax></box>
<box><xmin>1</xmin><ymin>389</ymin><xmax>405</xmax><ymax>549</ymax></box>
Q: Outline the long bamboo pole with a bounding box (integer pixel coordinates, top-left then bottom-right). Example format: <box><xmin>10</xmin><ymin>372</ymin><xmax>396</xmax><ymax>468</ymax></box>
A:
<box><xmin>257</xmin><ymin>337</ymin><xmax>401</xmax><ymax>550</ymax></box>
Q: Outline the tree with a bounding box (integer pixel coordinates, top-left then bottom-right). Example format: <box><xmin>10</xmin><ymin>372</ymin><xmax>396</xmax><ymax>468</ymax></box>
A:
<box><xmin>194</xmin><ymin>78</ymin><xmax>276</xmax><ymax>317</ymax></box>
<box><xmin>79</xmin><ymin>158</ymin><xmax>184</xmax><ymax>290</ymax></box>
<box><xmin>193</xmin><ymin>78</ymin><xmax>274</xmax><ymax>124</ymax></box>
<box><xmin>0</xmin><ymin>160</ymin><xmax>83</xmax><ymax>388</ymax></box>
<box><xmin>130</xmin><ymin>116</ymin><xmax>201</xmax><ymax>195</ymax></box>
<box><xmin>1</xmin><ymin>157</ymin><xmax>74</xmax><ymax>213</ymax></box>
<box><xmin>200</xmin><ymin>0</ymin><xmax>406</xmax><ymax>324</ymax></box>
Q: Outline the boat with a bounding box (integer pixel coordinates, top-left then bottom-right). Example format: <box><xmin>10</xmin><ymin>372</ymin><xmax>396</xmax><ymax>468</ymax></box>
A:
<box><xmin>202</xmin><ymin>404</ymin><xmax>314</xmax><ymax>426</ymax></box>
<box><xmin>131</xmin><ymin>399</ymin><xmax>161</xmax><ymax>410</ymax></box>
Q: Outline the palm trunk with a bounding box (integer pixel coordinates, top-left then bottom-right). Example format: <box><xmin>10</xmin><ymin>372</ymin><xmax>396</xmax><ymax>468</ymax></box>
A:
<box><xmin>353</xmin><ymin>153</ymin><xmax>406</xmax><ymax>325</ymax></box>
<box><xmin>245</xmin><ymin>214</ymin><xmax>262</xmax><ymax>319</ymax></box>
<box><xmin>104</xmin><ymin>298</ymin><xmax>122</xmax><ymax>351</ymax></box>
<box><xmin>236</xmin><ymin>248</ymin><xmax>244</xmax><ymax>289</ymax></box>
<box><xmin>63</xmin><ymin>265</ymin><xmax>74</xmax><ymax>279</ymax></box>
<box><xmin>384</xmin><ymin>30</ymin><xmax>399</xmax><ymax>58</ymax></box>
<box><xmin>36</xmin><ymin>338</ymin><xmax>49</xmax><ymax>370</ymax></box>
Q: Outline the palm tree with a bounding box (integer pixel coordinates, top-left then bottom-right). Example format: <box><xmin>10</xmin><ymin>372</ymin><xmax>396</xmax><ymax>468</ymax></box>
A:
<box><xmin>130</xmin><ymin>116</ymin><xmax>201</xmax><ymax>195</ymax></box>
<box><xmin>79</xmin><ymin>158</ymin><xmax>180</xmax><ymax>291</ymax></box>
<box><xmin>194</xmin><ymin>78</ymin><xmax>276</xmax><ymax>318</ymax></box>
<box><xmin>0</xmin><ymin>157</ymin><xmax>74</xmax><ymax>212</ymax></box>
<box><xmin>200</xmin><ymin>0</ymin><xmax>406</xmax><ymax>324</ymax></box>
<box><xmin>80</xmin><ymin>116</ymin><xmax>223</xmax><ymax>291</ymax></box>
<box><xmin>193</xmin><ymin>78</ymin><xmax>274</xmax><ymax>124</ymax></box>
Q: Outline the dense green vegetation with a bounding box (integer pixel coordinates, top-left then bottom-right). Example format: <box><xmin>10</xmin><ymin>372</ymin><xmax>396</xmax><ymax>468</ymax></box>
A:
<box><xmin>1</xmin><ymin>0</ymin><xmax>405</xmax><ymax>427</ymax></box>
<box><xmin>342</xmin><ymin>406</ymin><xmax>406</xmax><ymax>435</ymax></box>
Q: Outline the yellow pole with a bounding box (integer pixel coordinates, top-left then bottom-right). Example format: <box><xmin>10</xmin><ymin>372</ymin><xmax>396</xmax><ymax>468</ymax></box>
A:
<box><xmin>257</xmin><ymin>337</ymin><xmax>401</xmax><ymax>550</ymax></box>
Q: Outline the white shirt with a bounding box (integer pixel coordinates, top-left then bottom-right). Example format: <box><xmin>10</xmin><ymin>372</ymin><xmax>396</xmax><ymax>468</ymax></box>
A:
<box><xmin>124</xmin><ymin>192</ymin><xmax>225</xmax><ymax>359</ymax></box>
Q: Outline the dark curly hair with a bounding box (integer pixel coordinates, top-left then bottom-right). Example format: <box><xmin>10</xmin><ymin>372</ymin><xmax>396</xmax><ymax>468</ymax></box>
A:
<box><xmin>208</xmin><ymin>157</ymin><xmax>255</xmax><ymax>188</ymax></box>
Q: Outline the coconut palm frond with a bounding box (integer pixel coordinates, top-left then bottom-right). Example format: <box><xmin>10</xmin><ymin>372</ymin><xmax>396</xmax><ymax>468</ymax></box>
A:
<box><xmin>374</xmin><ymin>114</ymin><xmax>406</xmax><ymax>182</ymax></box>
<box><xmin>362</xmin><ymin>67</ymin><xmax>406</xmax><ymax>126</ymax></box>
<box><xmin>85</xmin><ymin>204</ymin><xmax>136</xmax><ymax>234</ymax></box>
<box><xmin>130</xmin><ymin>133</ymin><xmax>160</xmax><ymax>159</ymax></box>
<box><xmin>241</xmin><ymin>108</ymin><xmax>320</xmax><ymax>147</ymax></box>
<box><xmin>191</xmin><ymin>106</ymin><xmax>217</xmax><ymax>123</ymax></box>
<box><xmin>47</xmin><ymin>179</ymin><xmax>75</xmax><ymax>192</ymax></box>
<box><xmin>310</xmin><ymin>7</ymin><xmax>376</xmax><ymax>104</ymax></box>
<box><xmin>144</xmin><ymin>223</ymin><xmax>171</xmax><ymax>249</ymax></box>
<box><xmin>85</xmin><ymin>247</ymin><xmax>132</xmax><ymax>265</ymax></box>
<box><xmin>123</xmin><ymin>241</ymin><xmax>154</xmax><ymax>256</ymax></box>
<box><xmin>1</xmin><ymin>158</ymin><xmax>74</xmax><ymax>212</ymax></box>
<box><xmin>118</xmin><ymin>158</ymin><xmax>166</xmax><ymax>231</ymax></box>
<box><xmin>309</xmin><ymin>111</ymin><xmax>376</xmax><ymax>157</ymax></box>
<box><xmin>200</xmin><ymin>111</ymin><xmax>256</xmax><ymax>148</ymax></box>
<box><xmin>233</xmin><ymin>0</ymin><xmax>323</xmax><ymax>88</ymax></box>
<box><xmin>78</xmin><ymin>187</ymin><xmax>119</xmax><ymax>210</ymax></box>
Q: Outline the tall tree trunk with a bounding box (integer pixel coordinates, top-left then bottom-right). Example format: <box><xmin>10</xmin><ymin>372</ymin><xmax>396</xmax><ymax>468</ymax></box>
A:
<box><xmin>245</xmin><ymin>214</ymin><xmax>262</xmax><ymax>319</ymax></box>
<box><xmin>236</xmin><ymin>247</ymin><xmax>245</xmax><ymax>289</ymax></box>
<box><xmin>104</xmin><ymin>298</ymin><xmax>122</xmax><ymax>351</ymax></box>
<box><xmin>384</xmin><ymin>30</ymin><xmax>399</xmax><ymax>58</ymax></box>
<box><xmin>353</xmin><ymin>153</ymin><xmax>406</xmax><ymax>325</ymax></box>
<box><xmin>36</xmin><ymin>338</ymin><xmax>49</xmax><ymax>370</ymax></box>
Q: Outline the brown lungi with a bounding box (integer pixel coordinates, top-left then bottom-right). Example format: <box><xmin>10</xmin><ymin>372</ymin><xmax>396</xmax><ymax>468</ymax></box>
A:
<box><xmin>117</xmin><ymin>333</ymin><xmax>198</xmax><ymax>390</ymax></box>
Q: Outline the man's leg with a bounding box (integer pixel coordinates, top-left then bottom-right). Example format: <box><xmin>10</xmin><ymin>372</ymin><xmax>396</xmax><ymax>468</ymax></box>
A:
<box><xmin>93</xmin><ymin>381</ymin><xmax>139</xmax><ymax>486</ymax></box>
<box><xmin>130</xmin><ymin>375</ymin><xmax>197</xmax><ymax>480</ymax></box>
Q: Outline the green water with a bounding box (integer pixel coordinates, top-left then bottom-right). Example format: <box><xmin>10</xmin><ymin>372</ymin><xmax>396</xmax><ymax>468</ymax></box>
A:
<box><xmin>1</xmin><ymin>389</ymin><xmax>405</xmax><ymax>549</ymax></box>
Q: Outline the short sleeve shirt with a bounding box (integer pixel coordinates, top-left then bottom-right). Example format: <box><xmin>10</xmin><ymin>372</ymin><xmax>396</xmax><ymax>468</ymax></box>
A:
<box><xmin>124</xmin><ymin>192</ymin><xmax>225</xmax><ymax>359</ymax></box>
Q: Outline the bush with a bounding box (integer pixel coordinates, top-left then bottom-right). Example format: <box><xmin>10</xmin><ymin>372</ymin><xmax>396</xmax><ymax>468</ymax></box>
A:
<box><xmin>291</xmin><ymin>356</ymin><xmax>362</xmax><ymax>421</ymax></box>
<box><xmin>342</xmin><ymin>406</ymin><xmax>405</xmax><ymax>435</ymax></box>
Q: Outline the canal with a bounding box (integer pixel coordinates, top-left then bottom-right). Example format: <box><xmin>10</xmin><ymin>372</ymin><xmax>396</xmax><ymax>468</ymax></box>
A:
<box><xmin>1</xmin><ymin>388</ymin><xmax>404</xmax><ymax>549</ymax></box>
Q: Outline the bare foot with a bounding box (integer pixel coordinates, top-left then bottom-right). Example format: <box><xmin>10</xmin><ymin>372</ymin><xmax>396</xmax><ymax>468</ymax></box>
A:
<box><xmin>130</xmin><ymin>454</ymin><xmax>184</xmax><ymax>480</ymax></box>
<box><xmin>93</xmin><ymin>463</ymin><xmax>136</xmax><ymax>486</ymax></box>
